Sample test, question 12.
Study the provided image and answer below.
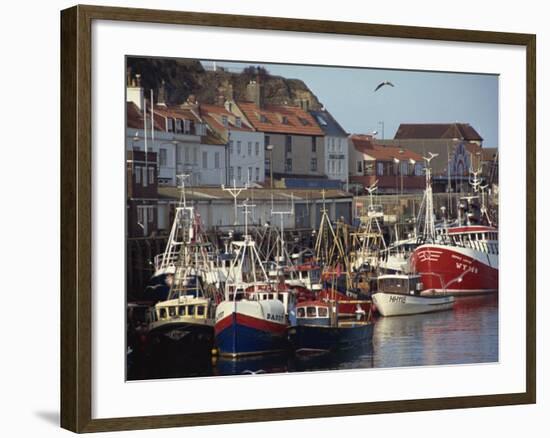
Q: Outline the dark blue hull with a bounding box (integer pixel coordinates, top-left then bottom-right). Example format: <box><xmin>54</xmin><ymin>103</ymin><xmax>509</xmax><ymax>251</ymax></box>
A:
<box><xmin>147</xmin><ymin>322</ymin><xmax>214</xmax><ymax>357</ymax></box>
<box><xmin>288</xmin><ymin>322</ymin><xmax>374</xmax><ymax>354</ymax></box>
<box><xmin>215</xmin><ymin>315</ymin><xmax>288</xmax><ymax>358</ymax></box>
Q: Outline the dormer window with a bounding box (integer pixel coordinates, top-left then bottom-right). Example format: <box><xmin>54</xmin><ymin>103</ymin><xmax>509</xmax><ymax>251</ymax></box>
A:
<box><xmin>222</xmin><ymin>115</ymin><xmax>228</xmax><ymax>127</ymax></box>
<box><xmin>260</xmin><ymin>114</ymin><xmax>268</xmax><ymax>123</ymax></box>
<box><xmin>175</xmin><ymin>118</ymin><xmax>183</xmax><ymax>133</ymax></box>
<box><xmin>235</xmin><ymin>117</ymin><xmax>242</xmax><ymax>128</ymax></box>
<box><xmin>298</xmin><ymin>117</ymin><xmax>309</xmax><ymax>126</ymax></box>
<box><xmin>282</xmin><ymin>116</ymin><xmax>289</xmax><ymax>125</ymax></box>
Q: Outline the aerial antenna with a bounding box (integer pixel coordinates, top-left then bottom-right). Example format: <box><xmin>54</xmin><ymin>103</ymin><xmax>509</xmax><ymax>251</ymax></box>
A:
<box><xmin>176</xmin><ymin>173</ymin><xmax>191</xmax><ymax>207</ymax></box>
<box><xmin>221</xmin><ymin>179</ymin><xmax>249</xmax><ymax>225</ymax></box>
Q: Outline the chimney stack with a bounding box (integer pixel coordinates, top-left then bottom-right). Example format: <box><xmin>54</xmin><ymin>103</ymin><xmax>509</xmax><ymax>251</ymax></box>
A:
<box><xmin>246</xmin><ymin>79</ymin><xmax>264</xmax><ymax>109</ymax></box>
<box><xmin>157</xmin><ymin>80</ymin><xmax>167</xmax><ymax>107</ymax></box>
<box><xmin>126</xmin><ymin>72</ymin><xmax>144</xmax><ymax>110</ymax></box>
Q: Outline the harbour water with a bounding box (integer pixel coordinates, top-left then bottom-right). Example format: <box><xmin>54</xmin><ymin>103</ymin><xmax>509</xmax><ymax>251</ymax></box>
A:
<box><xmin>127</xmin><ymin>295</ymin><xmax>498</xmax><ymax>381</ymax></box>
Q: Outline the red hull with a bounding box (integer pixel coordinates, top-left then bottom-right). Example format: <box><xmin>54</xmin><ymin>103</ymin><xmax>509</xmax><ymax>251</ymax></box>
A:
<box><xmin>411</xmin><ymin>245</ymin><xmax>498</xmax><ymax>295</ymax></box>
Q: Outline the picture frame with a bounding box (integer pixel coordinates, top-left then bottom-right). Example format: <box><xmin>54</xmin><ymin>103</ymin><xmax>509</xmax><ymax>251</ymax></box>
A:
<box><xmin>60</xmin><ymin>4</ymin><xmax>536</xmax><ymax>433</ymax></box>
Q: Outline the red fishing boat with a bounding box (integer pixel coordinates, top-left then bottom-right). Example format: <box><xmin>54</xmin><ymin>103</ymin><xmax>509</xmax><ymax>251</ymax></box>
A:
<box><xmin>411</xmin><ymin>225</ymin><xmax>498</xmax><ymax>295</ymax></box>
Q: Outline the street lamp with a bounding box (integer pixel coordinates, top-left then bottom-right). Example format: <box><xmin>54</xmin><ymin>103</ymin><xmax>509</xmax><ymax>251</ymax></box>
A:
<box><xmin>378</xmin><ymin>121</ymin><xmax>385</xmax><ymax>139</ymax></box>
<box><xmin>266</xmin><ymin>144</ymin><xmax>274</xmax><ymax>189</ymax></box>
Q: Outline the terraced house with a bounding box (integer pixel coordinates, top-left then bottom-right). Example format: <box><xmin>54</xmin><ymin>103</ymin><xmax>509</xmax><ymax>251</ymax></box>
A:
<box><xmin>225</xmin><ymin>80</ymin><xmax>331</xmax><ymax>187</ymax></box>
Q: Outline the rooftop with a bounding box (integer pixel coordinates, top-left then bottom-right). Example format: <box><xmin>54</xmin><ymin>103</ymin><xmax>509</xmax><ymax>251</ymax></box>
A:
<box><xmin>350</xmin><ymin>135</ymin><xmax>423</xmax><ymax>162</ymax></box>
<box><xmin>157</xmin><ymin>187</ymin><xmax>351</xmax><ymax>202</ymax></box>
<box><xmin>394</xmin><ymin>123</ymin><xmax>483</xmax><ymax>141</ymax></box>
<box><xmin>237</xmin><ymin>101</ymin><xmax>325</xmax><ymax>136</ymax></box>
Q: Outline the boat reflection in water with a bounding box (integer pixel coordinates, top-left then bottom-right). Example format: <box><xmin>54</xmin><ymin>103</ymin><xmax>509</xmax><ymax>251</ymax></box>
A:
<box><xmin>127</xmin><ymin>296</ymin><xmax>497</xmax><ymax>380</ymax></box>
<box><xmin>372</xmin><ymin>295</ymin><xmax>498</xmax><ymax>368</ymax></box>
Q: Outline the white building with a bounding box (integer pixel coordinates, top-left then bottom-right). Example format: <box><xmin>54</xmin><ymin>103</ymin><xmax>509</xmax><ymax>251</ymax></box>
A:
<box><xmin>126</xmin><ymin>84</ymin><xmax>226</xmax><ymax>187</ymax></box>
<box><xmin>201</xmin><ymin>103</ymin><xmax>265</xmax><ymax>186</ymax></box>
<box><xmin>309</xmin><ymin>109</ymin><xmax>349</xmax><ymax>185</ymax></box>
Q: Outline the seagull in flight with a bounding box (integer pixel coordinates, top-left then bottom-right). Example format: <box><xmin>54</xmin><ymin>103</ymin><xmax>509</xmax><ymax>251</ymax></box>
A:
<box><xmin>374</xmin><ymin>81</ymin><xmax>395</xmax><ymax>92</ymax></box>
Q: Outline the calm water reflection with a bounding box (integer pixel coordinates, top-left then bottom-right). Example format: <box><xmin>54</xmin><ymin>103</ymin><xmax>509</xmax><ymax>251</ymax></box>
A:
<box><xmin>127</xmin><ymin>295</ymin><xmax>498</xmax><ymax>380</ymax></box>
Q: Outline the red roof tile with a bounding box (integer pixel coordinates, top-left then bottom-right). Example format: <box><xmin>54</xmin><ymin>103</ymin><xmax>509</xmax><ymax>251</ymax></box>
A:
<box><xmin>126</xmin><ymin>102</ymin><xmax>164</xmax><ymax>131</ymax></box>
<box><xmin>350</xmin><ymin>134</ymin><xmax>423</xmax><ymax>161</ymax></box>
<box><xmin>237</xmin><ymin>101</ymin><xmax>324</xmax><ymax>136</ymax></box>
<box><xmin>201</xmin><ymin>104</ymin><xmax>255</xmax><ymax>133</ymax></box>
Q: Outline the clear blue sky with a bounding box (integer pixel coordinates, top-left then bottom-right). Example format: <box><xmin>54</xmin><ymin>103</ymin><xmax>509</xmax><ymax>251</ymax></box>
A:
<box><xmin>201</xmin><ymin>60</ymin><xmax>498</xmax><ymax>147</ymax></box>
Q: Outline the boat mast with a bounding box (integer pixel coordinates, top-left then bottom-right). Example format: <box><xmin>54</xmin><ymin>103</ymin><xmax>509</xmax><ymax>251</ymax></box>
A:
<box><xmin>421</xmin><ymin>152</ymin><xmax>438</xmax><ymax>242</ymax></box>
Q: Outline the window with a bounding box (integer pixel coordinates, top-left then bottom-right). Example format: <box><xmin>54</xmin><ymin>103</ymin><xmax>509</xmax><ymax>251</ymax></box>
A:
<box><xmin>183</xmin><ymin>119</ymin><xmax>191</xmax><ymax>134</ymax></box>
<box><xmin>282</xmin><ymin>116</ymin><xmax>289</xmax><ymax>125</ymax></box>
<box><xmin>187</xmin><ymin>305</ymin><xmax>195</xmax><ymax>316</ymax></box>
<box><xmin>285</xmin><ymin>136</ymin><xmax>292</xmax><ymax>154</ymax></box>
<box><xmin>264</xmin><ymin>135</ymin><xmax>270</xmax><ymax>147</ymax></box>
<box><xmin>306</xmin><ymin>307</ymin><xmax>317</xmax><ymax>318</ymax></box>
<box><xmin>312</xmin><ymin>137</ymin><xmax>316</xmax><ymax>153</ymax></box>
<box><xmin>260</xmin><ymin>114</ymin><xmax>268</xmax><ymax>123</ymax></box>
<box><xmin>401</xmin><ymin>160</ymin><xmax>409</xmax><ymax>176</ymax></box>
<box><xmin>169</xmin><ymin>307</ymin><xmax>176</xmax><ymax>317</ymax></box>
<box><xmin>237</xmin><ymin>166</ymin><xmax>242</xmax><ymax>180</ymax></box>
<box><xmin>178</xmin><ymin>306</ymin><xmax>186</xmax><ymax>316</ymax></box>
<box><xmin>196</xmin><ymin>306</ymin><xmax>205</xmax><ymax>317</ymax></box>
<box><xmin>377</xmin><ymin>162</ymin><xmax>384</xmax><ymax>176</ymax></box>
<box><xmin>310</xmin><ymin>158</ymin><xmax>317</xmax><ymax>172</ymax></box>
<box><xmin>148</xmin><ymin>166</ymin><xmax>154</xmax><ymax>184</ymax></box>
<box><xmin>195</xmin><ymin>123</ymin><xmax>205</xmax><ymax>136</ymax></box>
<box><xmin>175</xmin><ymin>119</ymin><xmax>183</xmax><ymax>133</ymax></box>
<box><xmin>285</xmin><ymin>158</ymin><xmax>292</xmax><ymax>172</ymax></box>
<box><xmin>221</xmin><ymin>115</ymin><xmax>228</xmax><ymax>127</ymax></box>
<box><xmin>298</xmin><ymin>117</ymin><xmax>309</xmax><ymax>126</ymax></box>
<box><xmin>235</xmin><ymin>117</ymin><xmax>242</xmax><ymax>128</ymax></box>
<box><xmin>255</xmin><ymin>167</ymin><xmax>260</xmax><ymax>181</ymax></box>
<box><xmin>202</xmin><ymin>151</ymin><xmax>208</xmax><ymax>169</ymax></box>
<box><xmin>214</xmin><ymin>152</ymin><xmax>220</xmax><ymax>169</ymax></box>
<box><xmin>229</xmin><ymin>167</ymin><xmax>234</xmax><ymax>181</ymax></box>
<box><xmin>248</xmin><ymin>142</ymin><xmax>252</xmax><ymax>155</ymax></box>
<box><xmin>142</xmin><ymin>167</ymin><xmax>148</xmax><ymax>187</ymax></box>
<box><xmin>337</xmin><ymin>161</ymin><xmax>342</xmax><ymax>173</ymax></box>
<box><xmin>237</xmin><ymin>141</ymin><xmax>241</xmax><ymax>155</ymax></box>
<box><xmin>297</xmin><ymin>308</ymin><xmax>305</xmax><ymax>318</ymax></box>
<box><xmin>248</xmin><ymin>167</ymin><xmax>252</xmax><ymax>181</ymax></box>
<box><xmin>184</xmin><ymin>147</ymin><xmax>190</xmax><ymax>164</ymax></box>
<box><xmin>167</xmin><ymin>118</ymin><xmax>175</xmax><ymax>133</ymax></box>
<box><xmin>159</xmin><ymin>308</ymin><xmax>167</xmax><ymax>319</ymax></box>
<box><xmin>318</xmin><ymin>307</ymin><xmax>328</xmax><ymax>317</ymax></box>
<box><xmin>159</xmin><ymin>148</ymin><xmax>167</xmax><ymax>166</ymax></box>
<box><xmin>357</xmin><ymin>161</ymin><xmax>363</xmax><ymax>174</ymax></box>
<box><xmin>135</xmin><ymin>165</ymin><xmax>141</xmax><ymax>184</ymax></box>
<box><xmin>137</xmin><ymin>206</ymin><xmax>144</xmax><ymax>223</ymax></box>
<box><xmin>255</xmin><ymin>142</ymin><xmax>260</xmax><ymax>155</ymax></box>
<box><xmin>229</xmin><ymin>140</ymin><xmax>234</xmax><ymax>154</ymax></box>
<box><xmin>193</xmin><ymin>148</ymin><xmax>198</xmax><ymax>165</ymax></box>
<box><xmin>147</xmin><ymin>206</ymin><xmax>155</xmax><ymax>223</ymax></box>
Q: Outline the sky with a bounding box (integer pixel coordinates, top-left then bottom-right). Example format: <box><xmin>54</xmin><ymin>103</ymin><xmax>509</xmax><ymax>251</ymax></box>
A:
<box><xmin>201</xmin><ymin>60</ymin><xmax>499</xmax><ymax>147</ymax></box>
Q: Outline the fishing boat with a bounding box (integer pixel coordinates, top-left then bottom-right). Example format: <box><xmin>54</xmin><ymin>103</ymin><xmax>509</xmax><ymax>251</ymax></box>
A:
<box><xmin>146</xmin><ymin>273</ymin><xmax>217</xmax><ymax>356</ymax></box>
<box><xmin>214</xmin><ymin>202</ymin><xmax>291</xmax><ymax>358</ymax></box>
<box><xmin>372</xmin><ymin>274</ymin><xmax>454</xmax><ymax>316</ymax></box>
<box><xmin>288</xmin><ymin>300</ymin><xmax>373</xmax><ymax>354</ymax></box>
<box><xmin>409</xmin><ymin>153</ymin><xmax>498</xmax><ymax>296</ymax></box>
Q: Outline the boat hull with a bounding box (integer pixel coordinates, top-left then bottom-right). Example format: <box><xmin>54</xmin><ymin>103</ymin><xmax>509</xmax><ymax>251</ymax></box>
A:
<box><xmin>215</xmin><ymin>300</ymin><xmax>287</xmax><ymax>357</ymax></box>
<box><xmin>410</xmin><ymin>244</ymin><xmax>498</xmax><ymax>296</ymax></box>
<box><xmin>288</xmin><ymin>322</ymin><xmax>373</xmax><ymax>354</ymax></box>
<box><xmin>147</xmin><ymin>322</ymin><xmax>214</xmax><ymax>356</ymax></box>
<box><xmin>372</xmin><ymin>292</ymin><xmax>454</xmax><ymax>316</ymax></box>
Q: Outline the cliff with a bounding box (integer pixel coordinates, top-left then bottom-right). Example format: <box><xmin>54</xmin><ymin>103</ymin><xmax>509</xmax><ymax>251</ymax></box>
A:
<box><xmin>127</xmin><ymin>57</ymin><xmax>323</xmax><ymax>109</ymax></box>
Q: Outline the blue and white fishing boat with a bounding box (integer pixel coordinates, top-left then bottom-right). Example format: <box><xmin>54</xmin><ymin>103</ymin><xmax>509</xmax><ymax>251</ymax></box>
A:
<box><xmin>288</xmin><ymin>300</ymin><xmax>374</xmax><ymax>355</ymax></box>
<box><xmin>215</xmin><ymin>202</ymin><xmax>293</xmax><ymax>358</ymax></box>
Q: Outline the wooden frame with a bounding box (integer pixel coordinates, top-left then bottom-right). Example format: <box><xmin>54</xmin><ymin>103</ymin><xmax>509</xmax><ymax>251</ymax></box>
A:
<box><xmin>60</xmin><ymin>4</ymin><xmax>536</xmax><ymax>433</ymax></box>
